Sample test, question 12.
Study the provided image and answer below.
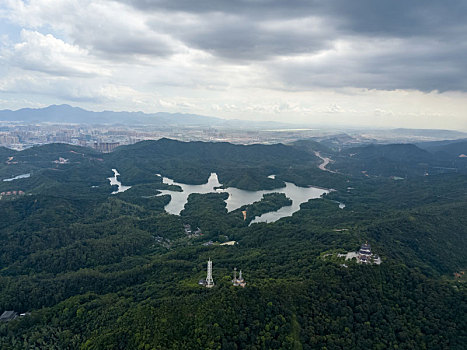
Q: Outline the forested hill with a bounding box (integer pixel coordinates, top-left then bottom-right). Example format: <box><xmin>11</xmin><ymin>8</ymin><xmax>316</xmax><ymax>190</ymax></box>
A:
<box><xmin>108</xmin><ymin>138</ymin><xmax>319</xmax><ymax>188</ymax></box>
<box><xmin>325</xmin><ymin>143</ymin><xmax>467</xmax><ymax>177</ymax></box>
<box><xmin>0</xmin><ymin>147</ymin><xmax>16</xmax><ymax>159</ymax></box>
<box><xmin>112</xmin><ymin>138</ymin><xmax>312</xmax><ymax>164</ymax></box>
<box><xmin>0</xmin><ymin>139</ymin><xmax>466</xmax><ymax>349</ymax></box>
<box><xmin>342</xmin><ymin>144</ymin><xmax>433</xmax><ymax>163</ymax></box>
<box><xmin>417</xmin><ymin>139</ymin><xmax>467</xmax><ymax>159</ymax></box>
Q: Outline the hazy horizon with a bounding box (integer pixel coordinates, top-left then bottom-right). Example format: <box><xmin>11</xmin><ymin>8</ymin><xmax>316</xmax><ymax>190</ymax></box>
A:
<box><xmin>2</xmin><ymin>103</ymin><xmax>467</xmax><ymax>134</ymax></box>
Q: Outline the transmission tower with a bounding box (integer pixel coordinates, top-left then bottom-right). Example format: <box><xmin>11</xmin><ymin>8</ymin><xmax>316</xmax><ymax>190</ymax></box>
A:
<box><xmin>206</xmin><ymin>258</ymin><xmax>214</xmax><ymax>288</ymax></box>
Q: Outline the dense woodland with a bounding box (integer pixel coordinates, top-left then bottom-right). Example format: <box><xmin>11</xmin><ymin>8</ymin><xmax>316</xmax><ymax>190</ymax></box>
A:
<box><xmin>0</xmin><ymin>139</ymin><xmax>465</xmax><ymax>349</ymax></box>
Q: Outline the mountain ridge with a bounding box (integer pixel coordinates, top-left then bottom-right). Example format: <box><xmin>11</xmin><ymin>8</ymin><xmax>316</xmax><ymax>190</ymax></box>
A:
<box><xmin>0</xmin><ymin>104</ymin><xmax>290</xmax><ymax>129</ymax></box>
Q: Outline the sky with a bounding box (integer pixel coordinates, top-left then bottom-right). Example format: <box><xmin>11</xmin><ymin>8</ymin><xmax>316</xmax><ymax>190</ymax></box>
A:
<box><xmin>0</xmin><ymin>0</ymin><xmax>466</xmax><ymax>130</ymax></box>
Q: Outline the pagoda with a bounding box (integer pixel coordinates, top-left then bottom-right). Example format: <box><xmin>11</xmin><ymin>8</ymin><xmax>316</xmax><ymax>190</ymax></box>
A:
<box><xmin>358</xmin><ymin>242</ymin><xmax>372</xmax><ymax>263</ymax></box>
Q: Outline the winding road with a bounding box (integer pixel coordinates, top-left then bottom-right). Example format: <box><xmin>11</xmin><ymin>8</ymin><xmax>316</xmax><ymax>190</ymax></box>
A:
<box><xmin>314</xmin><ymin>151</ymin><xmax>336</xmax><ymax>173</ymax></box>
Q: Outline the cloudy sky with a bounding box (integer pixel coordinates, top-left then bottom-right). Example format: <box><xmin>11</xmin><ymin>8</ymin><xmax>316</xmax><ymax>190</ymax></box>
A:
<box><xmin>0</xmin><ymin>0</ymin><xmax>466</xmax><ymax>130</ymax></box>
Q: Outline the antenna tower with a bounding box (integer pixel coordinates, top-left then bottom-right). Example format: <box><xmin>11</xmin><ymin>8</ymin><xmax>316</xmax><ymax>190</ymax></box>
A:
<box><xmin>206</xmin><ymin>259</ymin><xmax>214</xmax><ymax>288</ymax></box>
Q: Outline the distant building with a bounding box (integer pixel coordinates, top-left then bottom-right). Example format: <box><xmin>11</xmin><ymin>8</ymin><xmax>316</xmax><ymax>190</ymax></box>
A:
<box><xmin>358</xmin><ymin>242</ymin><xmax>372</xmax><ymax>264</ymax></box>
<box><xmin>220</xmin><ymin>241</ymin><xmax>236</xmax><ymax>246</ymax></box>
<box><xmin>337</xmin><ymin>242</ymin><xmax>382</xmax><ymax>265</ymax></box>
<box><xmin>0</xmin><ymin>190</ymin><xmax>25</xmax><ymax>198</ymax></box>
<box><xmin>53</xmin><ymin>157</ymin><xmax>69</xmax><ymax>164</ymax></box>
<box><xmin>93</xmin><ymin>142</ymin><xmax>120</xmax><ymax>153</ymax></box>
<box><xmin>357</xmin><ymin>242</ymin><xmax>381</xmax><ymax>265</ymax></box>
<box><xmin>183</xmin><ymin>224</ymin><xmax>192</xmax><ymax>235</ymax></box>
<box><xmin>0</xmin><ymin>311</ymin><xmax>18</xmax><ymax>322</ymax></box>
<box><xmin>183</xmin><ymin>225</ymin><xmax>202</xmax><ymax>237</ymax></box>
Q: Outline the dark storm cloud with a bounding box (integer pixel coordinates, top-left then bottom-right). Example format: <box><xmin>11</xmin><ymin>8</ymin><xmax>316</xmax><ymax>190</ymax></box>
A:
<box><xmin>121</xmin><ymin>0</ymin><xmax>320</xmax><ymax>17</ymax></box>
<box><xmin>324</xmin><ymin>0</ymin><xmax>467</xmax><ymax>37</ymax></box>
<box><xmin>69</xmin><ymin>17</ymin><xmax>176</xmax><ymax>59</ymax></box>
<box><xmin>170</xmin><ymin>15</ymin><xmax>332</xmax><ymax>61</ymax></box>
<box><xmin>122</xmin><ymin>0</ymin><xmax>466</xmax><ymax>35</ymax></box>
<box><xmin>119</xmin><ymin>0</ymin><xmax>467</xmax><ymax>91</ymax></box>
<box><xmin>81</xmin><ymin>35</ymin><xmax>175</xmax><ymax>58</ymax></box>
<box><xmin>271</xmin><ymin>46</ymin><xmax>467</xmax><ymax>92</ymax></box>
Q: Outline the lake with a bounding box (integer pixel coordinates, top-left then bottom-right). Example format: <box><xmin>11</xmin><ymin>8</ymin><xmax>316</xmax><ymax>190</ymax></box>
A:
<box><xmin>157</xmin><ymin>173</ymin><xmax>330</xmax><ymax>224</ymax></box>
<box><xmin>108</xmin><ymin>169</ymin><xmax>131</xmax><ymax>194</ymax></box>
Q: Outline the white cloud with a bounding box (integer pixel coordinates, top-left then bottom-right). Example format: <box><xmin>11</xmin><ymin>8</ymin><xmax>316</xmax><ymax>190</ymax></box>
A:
<box><xmin>3</xmin><ymin>29</ymin><xmax>109</xmax><ymax>77</ymax></box>
<box><xmin>4</xmin><ymin>0</ymin><xmax>182</xmax><ymax>59</ymax></box>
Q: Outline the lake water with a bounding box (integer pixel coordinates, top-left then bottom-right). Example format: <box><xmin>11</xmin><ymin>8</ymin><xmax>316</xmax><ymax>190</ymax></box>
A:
<box><xmin>3</xmin><ymin>173</ymin><xmax>30</xmax><ymax>182</ymax></box>
<box><xmin>157</xmin><ymin>173</ymin><xmax>329</xmax><ymax>224</ymax></box>
<box><xmin>157</xmin><ymin>173</ymin><xmax>224</xmax><ymax>214</ymax></box>
<box><xmin>108</xmin><ymin>169</ymin><xmax>131</xmax><ymax>194</ymax></box>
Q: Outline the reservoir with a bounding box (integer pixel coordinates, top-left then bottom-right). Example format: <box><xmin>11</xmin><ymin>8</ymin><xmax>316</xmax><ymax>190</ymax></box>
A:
<box><xmin>108</xmin><ymin>169</ymin><xmax>131</xmax><ymax>194</ymax></box>
<box><xmin>157</xmin><ymin>173</ymin><xmax>329</xmax><ymax>224</ymax></box>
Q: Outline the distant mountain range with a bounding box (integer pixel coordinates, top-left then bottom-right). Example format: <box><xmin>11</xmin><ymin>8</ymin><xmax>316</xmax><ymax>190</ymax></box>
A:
<box><xmin>1</xmin><ymin>105</ymin><xmax>466</xmax><ymax>142</ymax></box>
<box><xmin>0</xmin><ymin>104</ymin><xmax>289</xmax><ymax>129</ymax></box>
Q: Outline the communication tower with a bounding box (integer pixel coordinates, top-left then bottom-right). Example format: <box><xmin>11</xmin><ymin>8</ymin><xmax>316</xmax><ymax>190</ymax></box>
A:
<box><xmin>206</xmin><ymin>258</ymin><xmax>214</xmax><ymax>288</ymax></box>
<box><xmin>232</xmin><ymin>267</ymin><xmax>246</xmax><ymax>287</ymax></box>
